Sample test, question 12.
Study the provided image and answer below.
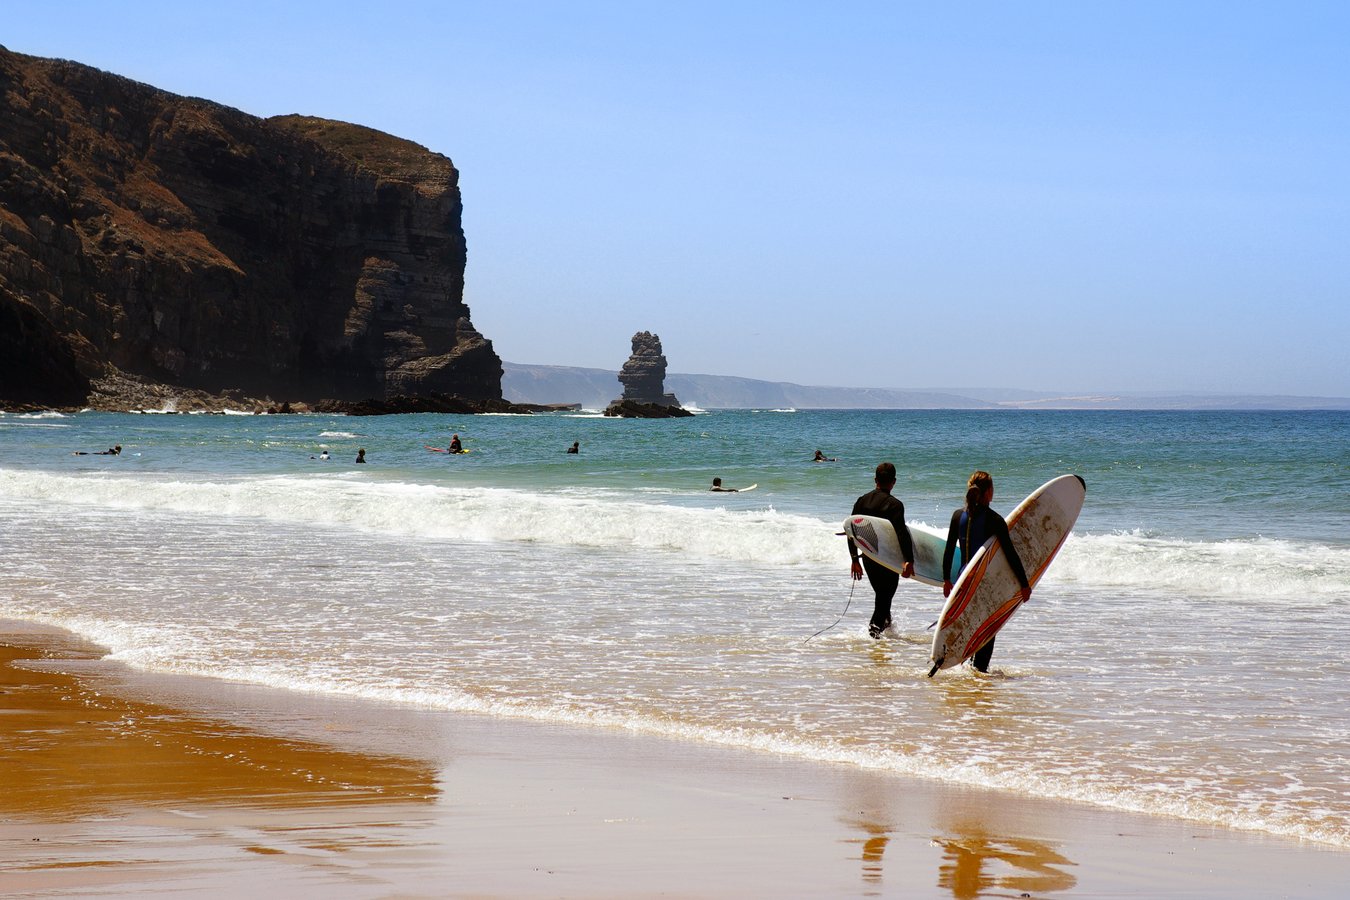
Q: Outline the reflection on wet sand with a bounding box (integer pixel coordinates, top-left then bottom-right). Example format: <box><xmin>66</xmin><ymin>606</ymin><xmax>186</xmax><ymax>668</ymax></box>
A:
<box><xmin>936</xmin><ymin>831</ymin><xmax>1077</xmax><ymax>898</ymax></box>
<box><xmin>0</xmin><ymin>633</ymin><xmax>438</xmax><ymax>818</ymax></box>
<box><xmin>843</xmin><ymin>816</ymin><xmax>891</xmax><ymax>885</ymax></box>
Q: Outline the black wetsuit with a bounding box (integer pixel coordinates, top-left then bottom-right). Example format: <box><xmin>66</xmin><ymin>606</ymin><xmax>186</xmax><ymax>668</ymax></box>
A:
<box><xmin>943</xmin><ymin>505</ymin><xmax>1030</xmax><ymax>671</ymax></box>
<box><xmin>849</xmin><ymin>488</ymin><xmax>915</xmax><ymax>638</ymax></box>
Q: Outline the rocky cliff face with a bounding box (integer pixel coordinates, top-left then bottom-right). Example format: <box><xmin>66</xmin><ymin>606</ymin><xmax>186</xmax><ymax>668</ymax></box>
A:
<box><xmin>0</xmin><ymin>46</ymin><xmax>501</xmax><ymax>409</ymax></box>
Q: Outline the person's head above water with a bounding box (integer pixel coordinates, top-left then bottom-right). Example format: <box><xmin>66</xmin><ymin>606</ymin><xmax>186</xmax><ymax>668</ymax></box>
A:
<box><xmin>712</xmin><ymin>477</ymin><xmax>722</xmax><ymax>486</ymax></box>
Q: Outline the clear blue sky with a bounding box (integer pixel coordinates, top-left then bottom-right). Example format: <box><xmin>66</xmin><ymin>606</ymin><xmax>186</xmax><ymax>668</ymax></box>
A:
<box><xmin>8</xmin><ymin>2</ymin><xmax>1349</xmax><ymax>396</ymax></box>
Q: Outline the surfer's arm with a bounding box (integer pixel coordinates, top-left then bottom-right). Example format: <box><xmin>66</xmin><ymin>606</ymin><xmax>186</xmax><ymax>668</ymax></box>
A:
<box><xmin>885</xmin><ymin>504</ymin><xmax>916</xmax><ymax>578</ymax></box>
<box><xmin>992</xmin><ymin>514</ymin><xmax>1032</xmax><ymax>598</ymax></box>
<box><xmin>845</xmin><ymin>536</ymin><xmax>864</xmax><ymax>580</ymax></box>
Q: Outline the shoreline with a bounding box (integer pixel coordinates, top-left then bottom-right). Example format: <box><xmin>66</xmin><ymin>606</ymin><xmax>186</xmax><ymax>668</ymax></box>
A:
<box><xmin>3</xmin><ymin>618</ymin><xmax>1348</xmax><ymax>898</ymax></box>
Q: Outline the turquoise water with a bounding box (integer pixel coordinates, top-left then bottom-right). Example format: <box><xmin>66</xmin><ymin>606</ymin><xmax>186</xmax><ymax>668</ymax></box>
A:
<box><xmin>14</xmin><ymin>408</ymin><xmax>1346</xmax><ymax>537</ymax></box>
<box><xmin>2</xmin><ymin>408</ymin><xmax>1348</xmax><ymax>847</ymax></box>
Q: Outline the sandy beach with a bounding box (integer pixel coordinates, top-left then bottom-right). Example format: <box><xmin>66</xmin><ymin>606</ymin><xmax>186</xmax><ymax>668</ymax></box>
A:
<box><xmin>2</xmin><ymin>619</ymin><xmax>1347</xmax><ymax>899</ymax></box>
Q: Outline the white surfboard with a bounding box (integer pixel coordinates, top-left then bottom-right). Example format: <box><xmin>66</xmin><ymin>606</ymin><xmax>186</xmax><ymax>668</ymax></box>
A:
<box><xmin>928</xmin><ymin>474</ymin><xmax>1086</xmax><ymax>674</ymax></box>
<box><xmin>843</xmin><ymin>516</ymin><xmax>959</xmax><ymax>588</ymax></box>
<box><xmin>710</xmin><ymin>483</ymin><xmax>757</xmax><ymax>493</ymax></box>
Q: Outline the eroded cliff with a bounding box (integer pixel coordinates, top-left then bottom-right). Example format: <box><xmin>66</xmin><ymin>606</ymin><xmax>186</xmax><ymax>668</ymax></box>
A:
<box><xmin>0</xmin><ymin>45</ymin><xmax>502</xmax><ymax>409</ymax></box>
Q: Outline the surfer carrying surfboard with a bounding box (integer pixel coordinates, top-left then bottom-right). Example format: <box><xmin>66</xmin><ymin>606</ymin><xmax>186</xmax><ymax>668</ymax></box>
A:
<box><xmin>941</xmin><ymin>471</ymin><xmax>1031</xmax><ymax>672</ymax></box>
<box><xmin>848</xmin><ymin>462</ymin><xmax>915</xmax><ymax>638</ymax></box>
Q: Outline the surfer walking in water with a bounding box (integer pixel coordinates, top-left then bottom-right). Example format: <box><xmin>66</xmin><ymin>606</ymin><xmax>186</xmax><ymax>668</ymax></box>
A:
<box><xmin>848</xmin><ymin>462</ymin><xmax>915</xmax><ymax>638</ymax></box>
<box><xmin>942</xmin><ymin>471</ymin><xmax>1031</xmax><ymax>672</ymax></box>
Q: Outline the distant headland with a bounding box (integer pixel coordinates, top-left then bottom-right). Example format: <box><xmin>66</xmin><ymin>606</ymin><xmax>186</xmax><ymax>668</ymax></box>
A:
<box><xmin>503</xmin><ymin>362</ymin><xmax>1350</xmax><ymax>412</ymax></box>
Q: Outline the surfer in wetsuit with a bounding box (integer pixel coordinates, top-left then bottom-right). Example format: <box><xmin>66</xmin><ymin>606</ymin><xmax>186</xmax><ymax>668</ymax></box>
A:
<box><xmin>942</xmin><ymin>470</ymin><xmax>1031</xmax><ymax>672</ymax></box>
<box><xmin>74</xmin><ymin>445</ymin><xmax>121</xmax><ymax>456</ymax></box>
<box><xmin>567</xmin><ymin>441</ymin><xmax>579</xmax><ymax>454</ymax></box>
<box><xmin>848</xmin><ymin>462</ymin><xmax>915</xmax><ymax>638</ymax></box>
<box><xmin>449</xmin><ymin>434</ymin><xmax>463</xmax><ymax>453</ymax></box>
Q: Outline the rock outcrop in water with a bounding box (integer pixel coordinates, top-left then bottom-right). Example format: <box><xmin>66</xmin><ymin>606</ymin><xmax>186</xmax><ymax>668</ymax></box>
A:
<box><xmin>0</xmin><ymin>45</ymin><xmax>503</xmax><ymax>411</ymax></box>
<box><xmin>604</xmin><ymin>331</ymin><xmax>690</xmax><ymax>418</ymax></box>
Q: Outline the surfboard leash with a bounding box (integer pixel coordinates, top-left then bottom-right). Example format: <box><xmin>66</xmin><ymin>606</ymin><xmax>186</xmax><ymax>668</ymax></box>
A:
<box><xmin>804</xmin><ymin>578</ymin><xmax>856</xmax><ymax>643</ymax></box>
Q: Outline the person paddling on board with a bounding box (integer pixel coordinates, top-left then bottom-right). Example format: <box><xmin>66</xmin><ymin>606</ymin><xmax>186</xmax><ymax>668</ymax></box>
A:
<box><xmin>813</xmin><ymin>449</ymin><xmax>836</xmax><ymax>462</ymax></box>
<box><xmin>449</xmin><ymin>434</ymin><xmax>463</xmax><ymax>453</ymax></box>
<box><xmin>75</xmin><ymin>445</ymin><xmax>121</xmax><ymax>456</ymax></box>
<box><xmin>848</xmin><ymin>462</ymin><xmax>915</xmax><ymax>638</ymax></box>
<box><xmin>710</xmin><ymin>477</ymin><xmax>737</xmax><ymax>492</ymax></box>
<box><xmin>942</xmin><ymin>470</ymin><xmax>1031</xmax><ymax>672</ymax></box>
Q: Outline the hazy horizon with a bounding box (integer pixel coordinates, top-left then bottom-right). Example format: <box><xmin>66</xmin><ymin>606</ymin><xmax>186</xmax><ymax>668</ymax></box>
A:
<box><xmin>502</xmin><ymin>361</ymin><xmax>1350</xmax><ymax>409</ymax></box>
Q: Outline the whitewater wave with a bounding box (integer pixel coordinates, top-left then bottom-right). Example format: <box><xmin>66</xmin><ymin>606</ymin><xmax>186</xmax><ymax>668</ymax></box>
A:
<box><xmin>3</xmin><ymin>468</ymin><xmax>1345</xmax><ymax>595</ymax></box>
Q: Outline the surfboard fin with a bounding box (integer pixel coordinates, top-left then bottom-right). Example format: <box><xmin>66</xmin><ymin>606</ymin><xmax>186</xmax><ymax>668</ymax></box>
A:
<box><xmin>927</xmin><ymin>659</ymin><xmax>942</xmax><ymax>678</ymax></box>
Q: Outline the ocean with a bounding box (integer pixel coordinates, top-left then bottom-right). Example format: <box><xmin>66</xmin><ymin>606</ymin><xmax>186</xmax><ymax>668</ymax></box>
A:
<box><xmin>2</xmin><ymin>407</ymin><xmax>1347</xmax><ymax>848</ymax></box>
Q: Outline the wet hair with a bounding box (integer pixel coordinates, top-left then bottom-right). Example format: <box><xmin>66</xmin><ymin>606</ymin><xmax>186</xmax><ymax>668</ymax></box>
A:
<box><xmin>874</xmin><ymin>462</ymin><xmax>896</xmax><ymax>485</ymax></box>
<box><xmin>965</xmin><ymin>470</ymin><xmax>993</xmax><ymax>510</ymax></box>
<box><xmin>712</xmin><ymin>477</ymin><xmax>722</xmax><ymax>486</ymax></box>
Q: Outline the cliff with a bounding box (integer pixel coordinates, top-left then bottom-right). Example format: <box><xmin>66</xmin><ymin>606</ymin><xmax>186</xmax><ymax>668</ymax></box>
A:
<box><xmin>0</xmin><ymin>45</ymin><xmax>502</xmax><ymax>410</ymax></box>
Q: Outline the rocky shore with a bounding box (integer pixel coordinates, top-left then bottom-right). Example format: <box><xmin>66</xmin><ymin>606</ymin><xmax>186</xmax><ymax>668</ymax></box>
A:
<box><xmin>0</xmin><ymin>368</ymin><xmax>564</xmax><ymax>416</ymax></box>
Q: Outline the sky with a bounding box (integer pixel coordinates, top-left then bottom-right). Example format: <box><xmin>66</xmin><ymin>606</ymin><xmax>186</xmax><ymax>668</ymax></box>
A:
<box><xmin>7</xmin><ymin>2</ymin><xmax>1349</xmax><ymax>397</ymax></box>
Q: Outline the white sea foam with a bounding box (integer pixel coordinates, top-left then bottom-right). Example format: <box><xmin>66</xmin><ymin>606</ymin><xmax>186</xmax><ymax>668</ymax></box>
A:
<box><xmin>13</xmin><ymin>410</ymin><xmax>70</xmax><ymax>419</ymax></box>
<box><xmin>0</xmin><ymin>468</ymin><xmax>840</xmax><ymax>567</ymax></box>
<box><xmin>31</xmin><ymin>606</ymin><xmax>1349</xmax><ymax>849</ymax></box>
<box><xmin>3</xmin><ymin>468</ymin><xmax>1344</xmax><ymax>595</ymax></box>
<box><xmin>1051</xmin><ymin>532</ymin><xmax>1349</xmax><ymax>599</ymax></box>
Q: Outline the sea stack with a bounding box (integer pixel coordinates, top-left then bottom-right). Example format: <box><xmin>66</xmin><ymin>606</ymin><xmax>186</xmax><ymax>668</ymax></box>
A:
<box><xmin>604</xmin><ymin>331</ymin><xmax>691</xmax><ymax>418</ymax></box>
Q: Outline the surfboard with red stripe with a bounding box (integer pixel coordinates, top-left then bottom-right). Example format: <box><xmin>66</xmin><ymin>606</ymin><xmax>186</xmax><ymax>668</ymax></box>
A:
<box><xmin>928</xmin><ymin>474</ymin><xmax>1086</xmax><ymax>675</ymax></box>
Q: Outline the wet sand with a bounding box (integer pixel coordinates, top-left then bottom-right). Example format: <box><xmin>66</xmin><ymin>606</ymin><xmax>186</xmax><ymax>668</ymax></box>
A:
<box><xmin>2</xmin><ymin>619</ymin><xmax>1347</xmax><ymax>898</ymax></box>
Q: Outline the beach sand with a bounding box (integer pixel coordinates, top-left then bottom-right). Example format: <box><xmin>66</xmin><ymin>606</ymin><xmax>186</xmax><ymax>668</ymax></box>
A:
<box><xmin>2</xmin><ymin>619</ymin><xmax>1347</xmax><ymax>899</ymax></box>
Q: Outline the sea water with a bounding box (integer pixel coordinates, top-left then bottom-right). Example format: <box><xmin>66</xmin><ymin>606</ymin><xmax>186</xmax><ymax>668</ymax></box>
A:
<box><xmin>1</xmin><ymin>407</ymin><xmax>1347</xmax><ymax>847</ymax></box>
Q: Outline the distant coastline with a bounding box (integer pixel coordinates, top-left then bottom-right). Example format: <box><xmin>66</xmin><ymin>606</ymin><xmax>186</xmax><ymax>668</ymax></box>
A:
<box><xmin>503</xmin><ymin>362</ymin><xmax>1350</xmax><ymax>412</ymax></box>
